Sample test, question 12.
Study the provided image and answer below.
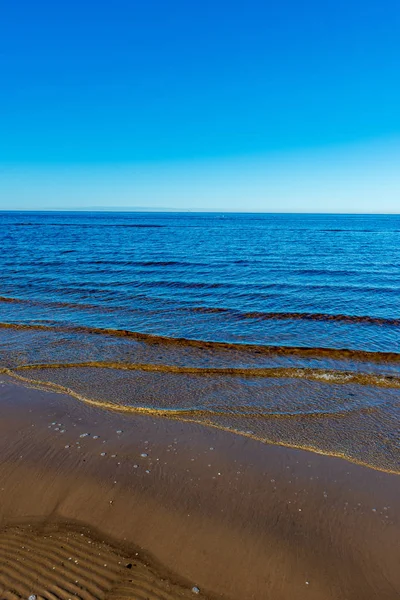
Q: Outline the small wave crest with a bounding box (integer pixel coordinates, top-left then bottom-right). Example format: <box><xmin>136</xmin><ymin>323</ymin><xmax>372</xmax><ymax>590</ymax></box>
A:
<box><xmin>10</xmin><ymin>361</ymin><xmax>400</xmax><ymax>389</ymax></box>
<box><xmin>188</xmin><ymin>306</ymin><xmax>400</xmax><ymax>326</ymax></box>
<box><xmin>2</xmin><ymin>366</ymin><xmax>399</xmax><ymax>476</ymax></box>
<box><xmin>0</xmin><ymin>321</ymin><xmax>399</xmax><ymax>364</ymax></box>
<box><xmin>1</xmin><ymin>295</ymin><xmax>398</xmax><ymax>327</ymax></box>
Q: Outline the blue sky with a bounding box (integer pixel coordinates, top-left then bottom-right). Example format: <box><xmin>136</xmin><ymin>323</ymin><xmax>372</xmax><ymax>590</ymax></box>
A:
<box><xmin>1</xmin><ymin>0</ymin><xmax>399</xmax><ymax>212</ymax></box>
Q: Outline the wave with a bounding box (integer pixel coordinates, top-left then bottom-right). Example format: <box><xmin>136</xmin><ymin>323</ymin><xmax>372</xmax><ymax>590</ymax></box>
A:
<box><xmin>132</xmin><ymin>280</ymin><xmax>228</xmax><ymax>289</ymax></box>
<box><xmin>321</xmin><ymin>229</ymin><xmax>400</xmax><ymax>233</ymax></box>
<box><xmin>1</xmin><ymin>295</ymin><xmax>398</xmax><ymax>327</ymax></box>
<box><xmin>6</xmin><ymin>277</ymin><xmax>398</xmax><ymax>295</ymax></box>
<box><xmin>5</xmin><ymin>222</ymin><xmax>164</xmax><ymax>228</ymax></box>
<box><xmin>135</xmin><ymin>260</ymin><xmax>203</xmax><ymax>267</ymax></box>
<box><xmin>85</xmin><ymin>259</ymin><xmax>202</xmax><ymax>268</ymax></box>
<box><xmin>11</xmin><ymin>361</ymin><xmax>400</xmax><ymax>388</ymax></box>
<box><xmin>1</xmin><ymin>367</ymin><xmax>364</xmax><ymax>421</ymax></box>
<box><xmin>190</xmin><ymin>306</ymin><xmax>229</xmax><ymax>315</ymax></box>
<box><xmin>191</xmin><ymin>306</ymin><xmax>400</xmax><ymax>326</ymax></box>
<box><xmin>118</xmin><ymin>280</ymin><xmax>400</xmax><ymax>294</ymax></box>
<box><xmin>0</xmin><ymin>321</ymin><xmax>399</xmax><ymax>364</ymax></box>
<box><xmin>2</xmin><ymin>367</ymin><xmax>399</xmax><ymax>476</ymax></box>
<box><xmin>0</xmin><ymin>296</ymin><xmax>26</xmax><ymax>304</ymax></box>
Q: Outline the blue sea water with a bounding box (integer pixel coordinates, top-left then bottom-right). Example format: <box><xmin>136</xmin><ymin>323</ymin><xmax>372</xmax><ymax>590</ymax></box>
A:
<box><xmin>0</xmin><ymin>211</ymin><xmax>399</xmax><ymax>472</ymax></box>
<box><xmin>0</xmin><ymin>211</ymin><xmax>399</xmax><ymax>350</ymax></box>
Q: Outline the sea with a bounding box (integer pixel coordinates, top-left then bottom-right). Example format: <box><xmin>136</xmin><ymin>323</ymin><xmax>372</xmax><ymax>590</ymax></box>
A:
<box><xmin>0</xmin><ymin>211</ymin><xmax>399</xmax><ymax>472</ymax></box>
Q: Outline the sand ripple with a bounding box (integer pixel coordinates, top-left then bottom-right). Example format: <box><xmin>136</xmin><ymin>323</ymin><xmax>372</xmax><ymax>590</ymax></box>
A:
<box><xmin>0</xmin><ymin>523</ymin><xmax>196</xmax><ymax>600</ymax></box>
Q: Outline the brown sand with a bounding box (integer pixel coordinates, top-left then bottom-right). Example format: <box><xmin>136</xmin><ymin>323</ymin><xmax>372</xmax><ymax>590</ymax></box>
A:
<box><xmin>0</xmin><ymin>523</ymin><xmax>195</xmax><ymax>600</ymax></box>
<box><xmin>0</xmin><ymin>374</ymin><xmax>399</xmax><ymax>599</ymax></box>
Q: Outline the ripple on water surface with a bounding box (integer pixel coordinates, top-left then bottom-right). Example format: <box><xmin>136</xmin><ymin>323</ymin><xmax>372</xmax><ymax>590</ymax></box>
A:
<box><xmin>0</xmin><ymin>212</ymin><xmax>399</xmax><ymax>474</ymax></box>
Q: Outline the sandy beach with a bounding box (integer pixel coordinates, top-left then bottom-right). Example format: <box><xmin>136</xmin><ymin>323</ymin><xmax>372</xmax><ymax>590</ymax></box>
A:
<box><xmin>2</xmin><ymin>0</ymin><xmax>400</xmax><ymax>591</ymax></box>
<box><xmin>0</xmin><ymin>374</ymin><xmax>398</xmax><ymax>600</ymax></box>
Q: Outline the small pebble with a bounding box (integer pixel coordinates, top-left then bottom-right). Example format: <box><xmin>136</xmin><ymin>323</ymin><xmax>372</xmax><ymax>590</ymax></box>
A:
<box><xmin>140</xmin><ymin>453</ymin><xmax>148</xmax><ymax>458</ymax></box>
<box><xmin>192</xmin><ymin>587</ymin><xmax>200</xmax><ymax>594</ymax></box>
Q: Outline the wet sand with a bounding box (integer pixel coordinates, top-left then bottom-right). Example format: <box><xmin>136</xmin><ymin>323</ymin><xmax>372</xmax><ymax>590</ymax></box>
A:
<box><xmin>0</xmin><ymin>375</ymin><xmax>399</xmax><ymax>600</ymax></box>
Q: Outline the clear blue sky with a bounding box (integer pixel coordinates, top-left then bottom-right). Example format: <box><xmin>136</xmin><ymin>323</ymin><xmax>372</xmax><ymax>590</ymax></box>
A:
<box><xmin>1</xmin><ymin>0</ymin><xmax>399</xmax><ymax>212</ymax></box>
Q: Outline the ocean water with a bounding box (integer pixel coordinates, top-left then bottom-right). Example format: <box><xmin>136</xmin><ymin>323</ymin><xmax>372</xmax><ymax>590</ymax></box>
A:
<box><xmin>0</xmin><ymin>211</ymin><xmax>399</xmax><ymax>472</ymax></box>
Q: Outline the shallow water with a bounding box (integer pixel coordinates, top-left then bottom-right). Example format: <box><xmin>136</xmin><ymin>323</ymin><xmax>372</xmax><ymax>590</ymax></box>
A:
<box><xmin>0</xmin><ymin>211</ymin><xmax>399</xmax><ymax>472</ymax></box>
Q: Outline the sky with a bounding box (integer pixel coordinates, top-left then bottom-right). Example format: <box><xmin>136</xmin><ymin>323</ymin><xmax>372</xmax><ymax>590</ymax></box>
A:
<box><xmin>1</xmin><ymin>0</ymin><xmax>400</xmax><ymax>212</ymax></box>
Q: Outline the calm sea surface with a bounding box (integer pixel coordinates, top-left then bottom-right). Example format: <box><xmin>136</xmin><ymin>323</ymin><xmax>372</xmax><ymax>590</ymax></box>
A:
<box><xmin>0</xmin><ymin>211</ymin><xmax>399</xmax><ymax>472</ymax></box>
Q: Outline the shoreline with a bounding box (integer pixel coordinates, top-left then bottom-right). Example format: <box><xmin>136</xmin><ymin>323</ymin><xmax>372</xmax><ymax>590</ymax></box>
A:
<box><xmin>0</xmin><ymin>375</ymin><xmax>399</xmax><ymax>599</ymax></box>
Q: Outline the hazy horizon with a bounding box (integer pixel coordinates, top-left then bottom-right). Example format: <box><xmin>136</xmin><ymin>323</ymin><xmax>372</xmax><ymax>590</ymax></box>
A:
<box><xmin>1</xmin><ymin>209</ymin><xmax>399</xmax><ymax>215</ymax></box>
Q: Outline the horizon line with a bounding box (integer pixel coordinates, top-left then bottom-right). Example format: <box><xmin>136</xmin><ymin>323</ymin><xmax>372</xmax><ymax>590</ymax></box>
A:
<box><xmin>0</xmin><ymin>209</ymin><xmax>399</xmax><ymax>216</ymax></box>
